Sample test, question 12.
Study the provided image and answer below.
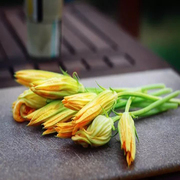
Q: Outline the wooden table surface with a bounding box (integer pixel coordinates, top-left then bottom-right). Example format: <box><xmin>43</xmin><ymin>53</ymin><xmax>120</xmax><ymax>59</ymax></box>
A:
<box><xmin>0</xmin><ymin>2</ymin><xmax>170</xmax><ymax>88</ymax></box>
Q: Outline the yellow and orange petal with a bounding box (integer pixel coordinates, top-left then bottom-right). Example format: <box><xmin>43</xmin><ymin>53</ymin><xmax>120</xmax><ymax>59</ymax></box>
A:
<box><xmin>72</xmin><ymin>90</ymin><xmax>117</xmax><ymax>134</ymax></box>
<box><xmin>118</xmin><ymin>112</ymin><xmax>136</xmax><ymax>166</ymax></box>
<box><xmin>56</xmin><ymin>121</ymin><xmax>75</xmax><ymax>138</ymax></box>
<box><xmin>13</xmin><ymin>100</ymin><xmax>35</xmax><ymax>122</ymax></box>
<box><xmin>62</xmin><ymin>92</ymin><xmax>97</xmax><ymax>111</ymax></box>
<box><xmin>15</xmin><ymin>69</ymin><xmax>62</xmax><ymax>87</ymax></box>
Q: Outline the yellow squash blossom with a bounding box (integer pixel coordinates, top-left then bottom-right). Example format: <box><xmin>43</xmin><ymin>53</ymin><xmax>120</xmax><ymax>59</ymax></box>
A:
<box><xmin>13</xmin><ymin>100</ymin><xmax>35</xmax><ymax>122</ymax></box>
<box><xmin>62</xmin><ymin>92</ymin><xmax>97</xmax><ymax>111</ymax></box>
<box><xmin>43</xmin><ymin>108</ymin><xmax>76</xmax><ymax>129</ymax></box>
<box><xmin>72</xmin><ymin>115</ymin><xmax>114</xmax><ymax>147</ymax></box>
<box><xmin>55</xmin><ymin>121</ymin><xmax>75</xmax><ymax>138</ymax></box>
<box><xmin>31</xmin><ymin>76</ymin><xmax>85</xmax><ymax>99</ymax></box>
<box><xmin>13</xmin><ymin>89</ymin><xmax>47</xmax><ymax>122</ymax></box>
<box><xmin>15</xmin><ymin>69</ymin><xmax>62</xmax><ymax>87</ymax></box>
<box><xmin>72</xmin><ymin>90</ymin><xmax>118</xmax><ymax>134</ymax></box>
<box><xmin>27</xmin><ymin>100</ymin><xmax>64</xmax><ymax>126</ymax></box>
<box><xmin>18</xmin><ymin>89</ymin><xmax>47</xmax><ymax>109</ymax></box>
<box><xmin>118</xmin><ymin>112</ymin><xmax>136</xmax><ymax>166</ymax></box>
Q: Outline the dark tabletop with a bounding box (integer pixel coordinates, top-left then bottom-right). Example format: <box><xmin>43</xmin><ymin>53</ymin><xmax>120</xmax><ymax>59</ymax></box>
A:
<box><xmin>0</xmin><ymin>68</ymin><xmax>180</xmax><ymax>180</ymax></box>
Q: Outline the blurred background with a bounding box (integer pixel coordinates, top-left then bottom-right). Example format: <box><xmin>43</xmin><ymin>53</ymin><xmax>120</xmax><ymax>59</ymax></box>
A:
<box><xmin>0</xmin><ymin>0</ymin><xmax>180</xmax><ymax>71</ymax></box>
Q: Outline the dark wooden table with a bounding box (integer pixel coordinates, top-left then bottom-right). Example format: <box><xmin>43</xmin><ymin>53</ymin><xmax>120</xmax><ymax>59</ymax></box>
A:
<box><xmin>0</xmin><ymin>2</ymin><xmax>170</xmax><ymax>88</ymax></box>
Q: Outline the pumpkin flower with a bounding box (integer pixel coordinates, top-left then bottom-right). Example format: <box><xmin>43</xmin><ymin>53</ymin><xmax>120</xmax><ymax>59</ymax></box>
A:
<box><xmin>43</xmin><ymin>108</ymin><xmax>76</xmax><ymax>129</ymax></box>
<box><xmin>27</xmin><ymin>100</ymin><xmax>64</xmax><ymax>126</ymax></box>
<box><xmin>72</xmin><ymin>115</ymin><xmax>114</xmax><ymax>147</ymax></box>
<box><xmin>62</xmin><ymin>92</ymin><xmax>97</xmax><ymax>111</ymax></box>
<box><xmin>15</xmin><ymin>69</ymin><xmax>62</xmax><ymax>87</ymax></box>
<box><xmin>12</xmin><ymin>89</ymin><xmax>47</xmax><ymax>122</ymax></box>
<box><xmin>31</xmin><ymin>76</ymin><xmax>85</xmax><ymax>99</ymax></box>
<box><xmin>118</xmin><ymin>112</ymin><xmax>136</xmax><ymax>166</ymax></box>
<box><xmin>13</xmin><ymin>100</ymin><xmax>35</xmax><ymax>122</ymax></box>
<box><xmin>72</xmin><ymin>89</ymin><xmax>118</xmax><ymax>134</ymax></box>
<box><xmin>118</xmin><ymin>96</ymin><xmax>137</xmax><ymax>166</ymax></box>
<box><xmin>55</xmin><ymin>121</ymin><xmax>75</xmax><ymax>138</ymax></box>
<box><xmin>17</xmin><ymin>89</ymin><xmax>47</xmax><ymax>109</ymax></box>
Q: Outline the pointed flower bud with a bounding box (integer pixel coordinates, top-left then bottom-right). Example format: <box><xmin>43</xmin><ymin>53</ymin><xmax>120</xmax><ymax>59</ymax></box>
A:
<box><xmin>15</xmin><ymin>69</ymin><xmax>62</xmax><ymax>87</ymax></box>
<box><xmin>42</xmin><ymin>128</ymin><xmax>56</xmax><ymax>135</ymax></box>
<box><xmin>118</xmin><ymin>112</ymin><xmax>136</xmax><ymax>166</ymax></box>
<box><xmin>13</xmin><ymin>100</ymin><xmax>35</xmax><ymax>122</ymax></box>
<box><xmin>31</xmin><ymin>76</ymin><xmax>85</xmax><ymax>99</ymax></box>
<box><xmin>27</xmin><ymin>100</ymin><xmax>64</xmax><ymax>126</ymax></box>
<box><xmin>55</xmin><ymin>121</ymin><xmax>75</xmax><ymax>138</ymax></box>
<box><xmin>43</xmin><ymin>108</ymin><xmax>76</xmax><ymax>129</ymax></box>
<box><xmin>18</xmin><ymin>89</ymin><xmax>47</xmax><ymax>109</ymax></box>
<box><xmin>73</xmin><ymin>90</ymin><xmax>118</xmax><ymax>134</ymax></box>
<box><xmin>72</xmin><ymin>115</ymin><xmax>114</xmax><ymax>147</ymax></box>
<box><xmin>62</xmin><ymin>92</ymin><xmax>97</xmax><ymax>111</ymax></box>
<box><xmin>12</xmin><ymin>89</ymin><xmax>47</xmax><ymax>122</ymax></box>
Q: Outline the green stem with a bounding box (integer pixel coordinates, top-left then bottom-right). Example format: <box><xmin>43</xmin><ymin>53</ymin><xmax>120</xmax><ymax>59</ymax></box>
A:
<box><xmin>131</xmin><ymin>91</ymin><xmax>180</xmax><ymax>116</ymax></box>
<box><xmin>140</xmin><ymin>83</ymin><xmax>165</xmax><ymax>91</ymax></box>
<box><xmin>118</xmin><ymin>91</ymin><xmax>180</xmax><ymax>105</ymax></box>
<box><xmin>112</xmin><ymin>116</ymin><xmax>120</xmax><ymax>122</ymax></box>
<box><xmin>125</xmin><ymin>97</ymin><xmax>132</xmax><ymax>112</ymax></box>
<box><xmin>115</xmin><ymin>88</ymin><xmax>172</xmax><ymax>109</ymax></box>
<box><xmin>138</xmin><ymin>106</ymin><xmax>174</xmax><ymax>118</ymax></box>
<box><xmin>114</xmin><ymin>83</ymin><xmax>165</xmax><ymax>93</ymax></box>
<box><xmin>131</xmin><ymin>102</ymin><xmax>178</xmax><ymax>109</ymax></box>
<box><xmin>151</xmin><ymin>88</ymin><xmax>172</xmax><ymax>96</ymax></box>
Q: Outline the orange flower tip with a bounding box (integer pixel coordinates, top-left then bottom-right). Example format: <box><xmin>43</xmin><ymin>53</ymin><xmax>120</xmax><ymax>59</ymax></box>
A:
<box><xmin>26</xmin><ymin>123</ymin><xmax>31</xmax><ymax>126</ymax></box>
<box><xmin>26</xmin><ymin>122</ymin><xmax>34</xmax><ymax>127</ymax></box>
<box><xmin>42</xmin><ymin>131</ymin><xmax>50</xmax><ymax>136</ymax></box>
<box><xmin>42</xmin><ymin>132</ymin><xmax>47</xmax><ymax>136</ymax></box>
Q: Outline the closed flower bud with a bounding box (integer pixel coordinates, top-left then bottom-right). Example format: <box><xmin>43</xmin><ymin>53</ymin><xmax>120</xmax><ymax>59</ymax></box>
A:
<box><xmin>73</xmin><ymin>90</ymin><xmax>118</xmax><ymax>134</ymax></box>
<box><xmin>31</xmin><ymin>76</ymin><xmax>85</xmax><ymax>99</ymax></box>
<box><xmin>12</xmin><ymin>89</ymin><xmax>47</xmax><ymax>122</ymax></box>
<box><xmin>18</xmin><ymin>89</ymin><xmax>47</xmax><ymax>109</ymax></box>
<box><xmin>72</xmin><ymin>115</ymin><xmax>114</xmax><ymax>148</ymax></box>
<box><xmin>118</xmin><ymin>112</ymin><xmax>136</xmax><ymax>166</ymax></box>
<box><xmin>27</xmin><ymin>100</ymin><xmax>64</xmax><ymax>126</ymax></box>
<box><xmin>43</xmin><ymin>108</ymin><xmax>76</xmax><ymax>129</ymax></box>
<box><xmin>15</xmin><ymin>69</ymin><xmax>62</xmax><ymax>87</ymax></box>
<box><xmin>13</xmin><ymin>100</ymin><xmax>35</xmax><ymax>122</ymax></box>
<box><xmin>55</xmin><ymin>121</ymin><xmax>75</xmax><ymax>138</ymax></box>
<box><xmin>62</xmin><ymin>92</ymin><xmax>97</xmax><ymax>111</ymax></box>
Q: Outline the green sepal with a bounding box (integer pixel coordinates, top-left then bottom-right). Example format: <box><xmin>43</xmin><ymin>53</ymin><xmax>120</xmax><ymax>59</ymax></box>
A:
<box><xmin>72</xmin><ymin>72</ymin><xmax>80</xmax><ymax>84</ymax></box>
<box><xmin>96</xmin><ymin>82</ymin><xmax>106</xmax><ymax>90</ymax></box>
<box><xmin>111</xmin><ymin>130</ymin><xmax>118</xmax><ymax>137</ymax></box>
<box><xmin>59</xmin><ymin>67</ymin><xmax>69</xmax><ymax>76</ymax></box>
<box><xmin>135</xmin><ymin>126</ymin><xmax>139</xmax><ymax>142</ymax></box>
<box><xmin>112</xmin><ymin>109</ymin><xmax>121</xmax><ymax>116</ymax></box>
<box><xmin>109</xmin><ymin>87</ymin><xmax>115</xmax><ymax>92</ymax></box>
<box><xmin>100</xmin><ymin>105</ymin><xmax>109</xmax><ymax>118</ymax></box>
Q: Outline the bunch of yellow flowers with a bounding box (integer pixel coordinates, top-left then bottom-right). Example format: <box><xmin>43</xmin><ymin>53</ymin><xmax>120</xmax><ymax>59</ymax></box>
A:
<box><xmin>12</xmin><ymin>69</ymin><xmax>180</xmax><ymax>166</ymax></box>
